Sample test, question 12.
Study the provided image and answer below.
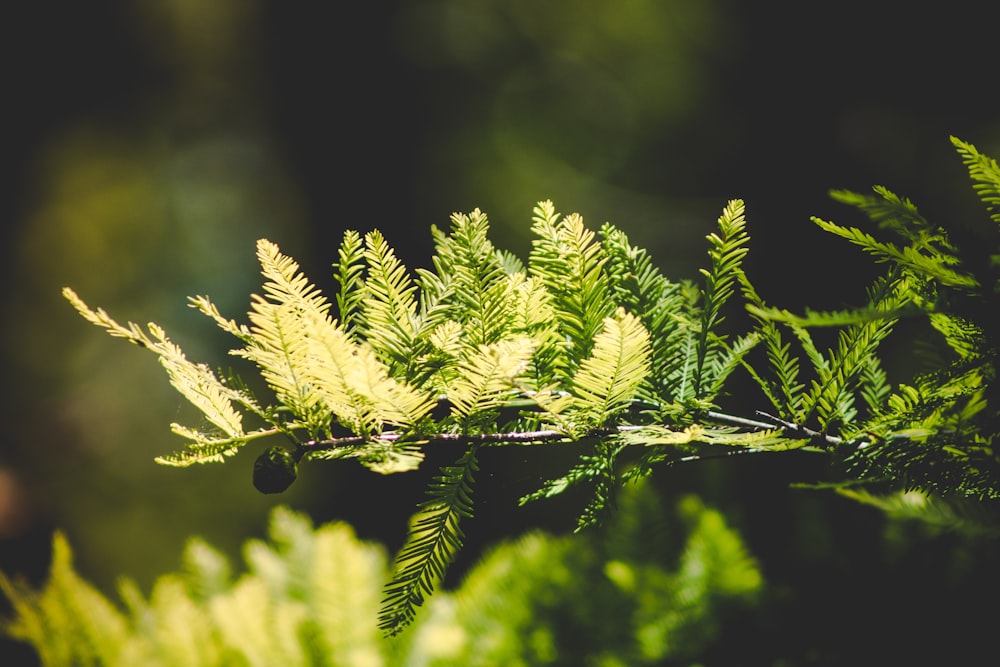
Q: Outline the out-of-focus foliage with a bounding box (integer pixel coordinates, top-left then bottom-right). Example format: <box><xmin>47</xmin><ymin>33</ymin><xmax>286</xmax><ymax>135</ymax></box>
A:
<box><xmin>1</xmin><ymin>0</ymin><xmax>307</xmax><ymax>591</ymax></box>
<box><xmin>439</xmin><ymin>492</ymin><xmax>762</xmax><ymax>666</ymax></box>
<box><xmin>1</xmin><ymin>482</ymin><xmax>762</xmax><ymax>666</ymax></box>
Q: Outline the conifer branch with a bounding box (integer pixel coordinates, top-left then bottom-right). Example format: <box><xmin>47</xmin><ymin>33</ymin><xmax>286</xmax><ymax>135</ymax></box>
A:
<box><xmin>61</xmin><ymin>134</ymin><xmax>1000</xmax><ymax>634</ymax></box>
<box><xmin>297</xmin><ymin>407</ymin><xmax>851</xmax><ymax>454</ymax></box>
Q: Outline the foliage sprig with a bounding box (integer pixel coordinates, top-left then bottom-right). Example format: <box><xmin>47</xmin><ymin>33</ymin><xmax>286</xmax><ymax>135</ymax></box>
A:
<box><xmin>64</xmin><ymin>136</ymin><xmax>1000</xmax><ymax>633</ymax></box>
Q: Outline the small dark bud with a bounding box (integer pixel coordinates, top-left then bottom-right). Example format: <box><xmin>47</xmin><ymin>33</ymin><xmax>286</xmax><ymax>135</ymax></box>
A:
<box><xmin>253</xmin><ymin>446</ymin><xmax>297</xmax><ymax>494</ymax></box>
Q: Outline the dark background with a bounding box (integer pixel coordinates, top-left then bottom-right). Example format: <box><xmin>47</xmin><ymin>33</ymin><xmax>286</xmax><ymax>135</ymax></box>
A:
<box><xmin>2</xmin><ymin>1</ymin><xmax>998</xmax><ymax>664</ymax></box>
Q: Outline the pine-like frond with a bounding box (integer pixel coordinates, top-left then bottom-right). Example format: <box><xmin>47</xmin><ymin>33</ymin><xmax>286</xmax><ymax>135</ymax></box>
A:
<box><xmin>858</xmin><ymin>353</ymin><xmax>891</xmax><ymax>417</ymax></box>
<box><xmin>360</xmin><ymin>229</ymin><xmax>420</xmax><ymax>372</ymax></box>
<box><xmin>146</xmin><ymin>324</ymin><xmax>248</xmax><ymax>439</ymax></box>
<box><xmin>529</xmin><ymin>201</ymin><xmax>614</xmax><ymax>374</ymax></box>
<box><xmin>866</xmin><ymin>354</ymin><xmax>990</xmax><ymax>439</ymax></box>
<box><xmin>746</xmin><ymin>303</ymin><xmax>920</xmax><ymax>328</ymax></box>
<box><xmin>334</xmin><ymin>229</ymin><xmax>366</xmax><ymax>335</ymax></box>
<box><xmin>496</xmin><ymin>247</ymin><xmax>525</xmax><ymax>274</ymax></box>
<box><xmin>303</xmin><ymin>309</ymin><xmax>436</xmax><ymax>439</ymax></box>
<box><xmin>63</xmin><ymin>288</ymin><xmax>253</xmax><ymax>462</ymax></box>
<box><xmin>800</xmin><ymin>278</ymin><xmax>902</xmax><ymax>429</ymax></box>
<box><xmin>445</xmin><ymin>337</ymin><xmax>536</xmax><ymax>429</ymax></box>
<box><xmin>749</xmin><ymin>268</ymin><xmax>906</xmax><ymax>432</ymax></box>
<box><xmin>569</xmin><ymin>308</ymin><xmax>652</xmax><ymax>430</ymax></box>
<box><xmin>928</xmin><ymin>312</ymin><xmax>986</xmax><ymax>361</ymax></box>
<box><xmin>518</xmin><ymin>439</ymin><xmax>624</xmax><ymax>532</ymax></box>
<box><xmin>951</xmin><ymin>135</ymin><xmax>1000</xmax><ymax>227</ymax></box>
<box><xmin>256</xmin><ymin>238</ymin><xmax>333</xmax><ymax>317</ymax></box>
<box><xmin>704</xmin><ymin>332</ymin><xmax>760</xmax><ymax>403</ymax></box>
<box><xmin>828</xmin><ymin>186</ymin><xmax>930</xmax><ymax>241</ymax></box>
<box><xmin>601</xmin><ymin>223</ymin><xmax>691</xmax><ymax>405</ymax></box>
<box><xmin>843</xmin><ymin>412</ymin><xmax>1000</xmax><ymax>500</ymax></box>
<box><xmin>63</xmin><ymin>286</ymin><xmax>156</xmax><ymax>346</ymax></box>
<box><xmin>508</xmin><ymin>273</ymin><xmax>564</xmax><ymax>390</ymax></box>
<box><xmin>380</xmin><ymin>449</ymin><xmax>478</xmax><ymax>635</ymax></box>
<box><xmin>532</xmin><ymin>308</ymin><xmax>651</xmax><ymax>437</ymax></box>
<box><xmin>233</xmin><ymin>240</ymin><xmax>338</xmax><ymax>435</ymax></box>
<box><xmin>188</xmin><ymin>294</ymin><xmax>253</xmax><ymax>342</ymax></box>
<box><xmin>429</xmin><ymin>209</ymin><xmax>515</xmax><ymax>347</ymax></box>
<box><xmin>574</xmin><ymin>440</ymin><xmax>623</xmax><ymax>531</ymax></box>
<box><xmin>811</xmin><ymin>215</ymin><xmax>978</xmax><ymax>290</ymax></box>
<box><xmin>739</xmin><ymin>275</ymin><xmax>805</xmax><ymax>417</ymax></box>
<box><xmin>157</xmin><ymin>427</ymin><xmax>274</xmax><ymax>468</ymax></box>
<box><xmin>694</xmin><ymin>200</ymin><xmax>750</xmax><ymax>399</ymax></box>
<box><xmin>619</xmin><ymin>423</ymin><xmax>792</xmax><ymax>450</ymax></box>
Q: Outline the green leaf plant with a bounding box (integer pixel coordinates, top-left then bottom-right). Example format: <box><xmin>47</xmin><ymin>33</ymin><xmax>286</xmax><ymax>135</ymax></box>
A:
<box><xmin>1</xmin><ymin>484</ymin><xmax>763</xmax><ymax>666</ymax></box>
<box><xmin>60</xmin><ymin>136</ymin><xmax>1000</xmax><ymax>634</ymax></box>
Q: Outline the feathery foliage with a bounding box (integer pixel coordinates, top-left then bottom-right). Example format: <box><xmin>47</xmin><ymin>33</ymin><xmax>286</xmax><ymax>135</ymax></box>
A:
<box><xmin>2</xmin><ymin>486</ymin><xmax>764</xmax><ymax>666</ymax></box>
<box><xmin>63</xmin><ymin>135</ymin><xmax>1000</xmax><ymax>632</ymax></box>
<box><xmin>379</xmin><ymin>447</ymin><xmax>478</xmax><ymax>635</ymax></box>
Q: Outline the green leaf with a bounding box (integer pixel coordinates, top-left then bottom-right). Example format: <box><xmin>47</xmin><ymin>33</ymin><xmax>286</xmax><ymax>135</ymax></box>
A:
<box><xmin>360</xmin><ymin>229</ymin><xmax>420</xmax><ymax>372</ymax></box>
<box><xmin>445</xmin><ymin>336</ymin><xmax>536</xmax><ymax>427</ymax></box>
<box><xmin>570</xmin><ymin>308</ymin><xmax>653</xmax><ymax>429</ymax></box>
<box><xmin>811</xmin><ymin>215</ymin><xmax>978</xmax><ymax>289</ymax></box>
<box><xmin>63</xmin><ymin>287</ymin><xmax>255</xmax><ymax>462</ymax></box>
<box><xmin>951</xmin><ymin>135</ymin><xmax>1000</xmax><ymax>227</ymax></box>
<box><xmin>428</xmin><ymin>208</ymin><xmax>514</xmax><ymax>347</ymax></box>
<box><xmin>235</xmin><ymin>239</ymin><xmax>338</xmax><ymax>434</ymax></box>
<box><xmin>601</xmin><ymin>222</ymin><xmax>692</xmax><ymax>405</ymax></box>
<box><xmin>828</xmin><ymin>186</ymin><xmax>930</xmax><ymax>241</ymax></box>
<box><xmin>334</xmin><ymin>229</ymin><xmax>366</xmax><ymax>335</ymax></box>
<box><xmin>0</xmin><ymin>532</ymin><xmax>130</xmax><ymax>665</ymax></box>
<box><xmin>380</xmin><ymin>449</ymin><xmax>478</xmax><ymax>635</ymax></box>
<box><xmin>694</xmin><ymin>199</ymin><xmax>750</xmax><ymax>399</ymax></box>
<box><xmin>303</xmin><ymin>308</ymin><xmax>435</xmax><ymax>439</ymax></box>
<box><xmin>529</xmin><ymin>201</ymin><xmax>614</xmax><ymax>374</ymax></box>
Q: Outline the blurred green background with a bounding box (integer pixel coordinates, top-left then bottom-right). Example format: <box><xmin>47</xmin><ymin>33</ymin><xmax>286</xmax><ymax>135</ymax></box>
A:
<box><xmin>2</xmin><ymin>1</ymin><xmax>999</xmax><ymax>663</ymax></box>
